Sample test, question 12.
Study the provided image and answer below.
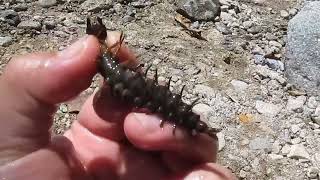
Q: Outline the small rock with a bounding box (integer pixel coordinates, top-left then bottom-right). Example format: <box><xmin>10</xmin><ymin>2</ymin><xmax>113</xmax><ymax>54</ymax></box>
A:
<box><xmin>252</xmin><ymin>45</ymin><xmax>264</xmax><ymax>55</ymax></box>
<box><xmin>247</xmin><ymin>26</ymin><xmax>262</xmax><ymax>34</ymax></box>
<box><xmin>291</xmin><ymin>124</ymin><xmax>300</xmax><ymax>134</ymax></box>
<box><xmin>265</xmin><ymin>32</ymin><xmax>277</xmax><ymax>41</ymax></box>
<box><xmin>0</xmin><ymin>10</ymin><xmax>21</xmax><ymax>26</ymax></box>
<box><xmin>307</xmin><ymin>96</ymin><xmax>318</xmax><ymax>109</ymax></box>
<box><xmin>43</xmin><ymin>20</ymin><xmax>56</xmax><ymax>29</ymax></box>
<box><xmin>13</xmin><ymin>4</ymin><xmax>28</xmax><ymax>11</ymax></box>
<box><xmin>286</xmin><ymin>96</ymin><xmax>307</xmax><ymax>111</ymax></box>
<box><xmin>59</xmin><ymin>104</ymin><xmax>68</xmax><ymax>113</ymax></box>
<box><xmin>192</xmin><ymin>103</ymin><xmax>213</xmax><ymax>121</ymax></box>
<box><xmin>177</xmin><ymin>0</ymin><xmax>221</xmax><ymax>21</ymax></box>
<box><xmin>280</xmin><ymin>10</ymin><xmax>289</xmax><ymax>18</ymax></box>
<box><xmin>254</xmin><ymin>54</ymin><xmax>266</xmax><ymax>65</ymax></box>
<box><xmin>287</xmin><ymin>144</ymin><xmax>310</xmax><ymax>160</ymax></box>
<box><xmin>265</xmin><ymin>59</ymin><xmax>285</xmax><ymax>71</ymax></box>
<box><xmin>18</xmin><ymin>20</ymin><xmax>42</xmax><ymax>30</ymax></box>
<box><xmin>249</xmin><ymin>137</ymin><xmax>272</xmax><ymax>151</ymax></box>
<box><xmin>217</xmin><ymin>132</ymin><xmax>225</xmax><ymax>151</ymax></box>
<box><xmin>0</xmin><ymin>36</ymin><xmax>13</xmax><ymax>47</ymax></box>
<box><xmin>269</xmin><ymin>41</ymin><xmax>283</xmax><ymax>49</ymax></box>
<box><xmin>307</xmin><ymin>167</ymin><xmax>319</xmax><ymax>179</ymax></box>
<box><xmin>230</xmin><ymin>80</ymin><xmax>248</xmax><ymax>91</ymax></box>
<box><xmin>220</xmin><ymin>11</ymin><xmax>233</xmax><ymax>22</ymax></box>
<box><xmin>281</xmin><ymin>144</ymin><xmax>291</xmax><ymax>155</ymax></box>
<box><xmin>38</xmin><ymin>0</ymin><xmax>57</xmax><ymax>7</ymax></box>
<box><xmin>243</xmin><ymin>20</ymin><xmax>253</xmax><ymax>29</ymax></box>
<box><xmin>269</xmin><ymin>154</ymin><xmax>284</xmax><ymax>160</ymax></box>
<box><xmin>289</xmin><ymin>8</ymin><xmax>298</xmax><ymax>16</ymax></box>
<box><xmin>215</xmin><ymin>22</ymin><xmax>231</xmax><ymax>35</ymax></box>
<box><xmin>194</xmin><ymin>85</ymin><xmax>216</xmax><ymax>98</ymax></box>
<box><xmin>123</xmin><ymin>15</ymin><xmax>134</xmax><ymax>23</ymax></box>
<box><xmin>81</xmin><ymin>0</ymin><xmax>112</xmax><ymax>12</ymax></box>
<box><xmin>255</xmin><ymin>100</ymin><xmax>282</xmax><ymax>117</ymax></box>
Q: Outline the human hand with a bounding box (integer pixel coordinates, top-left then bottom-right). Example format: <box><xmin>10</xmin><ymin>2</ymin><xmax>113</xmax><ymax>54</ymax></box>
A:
<box><xmin>0</xmin><ymin>34</ymin><xmax>236</xmax><ymax>180</ymax></box>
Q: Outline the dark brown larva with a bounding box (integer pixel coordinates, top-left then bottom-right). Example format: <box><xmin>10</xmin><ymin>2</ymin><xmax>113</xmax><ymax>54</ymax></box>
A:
<box><xmin>86</xmin><ymin>17</ymin><xmax>218</xmax><ymax>139</ymax></box>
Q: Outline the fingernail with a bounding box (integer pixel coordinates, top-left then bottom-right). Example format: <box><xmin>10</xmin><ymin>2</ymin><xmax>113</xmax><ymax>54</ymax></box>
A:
<box><xmin>58</xmin><ymin>36</ymin><xmax>88</xmax><ymax>59</ymax></box>
<box><xmin>132</xmin><ymin>113</ymin><xmax>159</xmax><ymax>133</ymax></box>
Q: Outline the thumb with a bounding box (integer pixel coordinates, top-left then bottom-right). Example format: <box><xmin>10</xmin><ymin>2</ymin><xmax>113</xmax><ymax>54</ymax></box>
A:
<box><xmin>2</xmin><ymin>35</ymin><xmax>100</xmax><ymax>104</ymax></box>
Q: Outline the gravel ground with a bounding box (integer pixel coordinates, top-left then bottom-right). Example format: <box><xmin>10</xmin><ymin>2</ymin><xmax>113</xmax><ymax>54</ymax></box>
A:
<box><xmin>1</xmin><ymin>0</ymin><xmax>319</xmax><ymax>179</ymax></box>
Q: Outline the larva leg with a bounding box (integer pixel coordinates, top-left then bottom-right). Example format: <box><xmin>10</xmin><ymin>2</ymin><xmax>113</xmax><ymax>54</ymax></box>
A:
<box><xmin>167</xmin><ymin>76</ymin><xmax>172</xmax><ymax>89</ymax></box>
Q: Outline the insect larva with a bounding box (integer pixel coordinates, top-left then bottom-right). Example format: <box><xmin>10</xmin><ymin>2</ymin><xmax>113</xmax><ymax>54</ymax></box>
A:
<box><xmin>86</xmin><ymin>16</ymin><xmax>218</xmax><ymax>139</ymax></box>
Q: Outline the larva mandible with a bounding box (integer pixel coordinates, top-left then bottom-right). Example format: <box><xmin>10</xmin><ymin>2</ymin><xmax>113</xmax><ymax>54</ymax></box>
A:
<box><xmin>86</xmin><ymin>17</ymin><xmax>218</xmax><ymax>139</ymax></box>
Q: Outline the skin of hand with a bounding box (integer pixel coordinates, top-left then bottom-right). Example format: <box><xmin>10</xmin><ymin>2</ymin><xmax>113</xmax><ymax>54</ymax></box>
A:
<box><xmin>0</xmin><ymin>33</ymin><xmax>236</xmax><ymax>180</ymax></box>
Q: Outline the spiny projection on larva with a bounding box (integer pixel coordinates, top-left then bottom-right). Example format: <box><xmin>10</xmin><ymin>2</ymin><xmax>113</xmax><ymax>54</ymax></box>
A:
<box><xmin>86</xmin><ymin>16</ymin><xmax>219</xmax><ymax>139</ymax></box>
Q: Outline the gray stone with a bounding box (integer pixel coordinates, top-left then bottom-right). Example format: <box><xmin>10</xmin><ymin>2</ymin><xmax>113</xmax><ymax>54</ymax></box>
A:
<box><xmin>285</xmin><ymin>2</ymin><xmax>320</xmax><ymax>96</ymax></box>
<box><xmin>265</xmin><ymin>59</ymin><xmax>285</xmax><ymax>71</ymax></box>
<box><xmin>177</xmin><ymin>0</ymin><xmax>220</xmax><ymax>21</ymax></box>
<box><xmin>13</xmin><ymin>4</ymin><xmax>28</xmax><ymax>11</ymax></box>
<box><xmin>291</xmin><ymin>124</ymin><xmax>300</xmax><ymax>134</ymax></box>
<box><xmin>43</xmin><ymin>20</ymin><xmax>56</xmax><ymax>29</ymax></box>
<box><xmin>194</xmin><ymin>84</ymin><xmax>216</xmax><ymax>98</ymax></box>
<box><xmin>81</xmin><ymin>0</ymin><xmax>112</xmax><ymax>12</ymax></box>
<box><xmin>220</xmin><ymin>12</ymin><xmax>233</xmax><ymax>22</ymax></box>
<box><xmin>254</xmin><ymin>54</ymin><xmax>266</xmax><ymax>65</ymax></box>
<box><xmin>0</xmin><ymin>36</ymin><xmax>13</xmax><ymax>47</ymax></box>
<box><xmin>249</xmin><ymin>137</ymin><xmax>272</xmax><ymax>151</ymax></box>
<box><xmin>286</xmin><ymin>96</ymin><xmax>307</xmax><ymax>111</ymax></box>
<box><xmin>243</xmin><ymin>20</ymin><xmax>253</xmax><ymax>29</ymax></box>
<box><xmin>217</xmin><ymin>132</ymin><xmax>225</xmax><ymax>151</ymax></box>
<box><xmin>269</xmin><ymin>154</ymin><xmax>284</xmax><ymax>160</ymax></box>
<box><xmin>255</xmin><ymin>100</ymin><xmax>282</xmax><ymax>117</ymax></box>
<box><xmin>192</xmin><ymin>103</ymin><xmax>213</xmax><ymax>121</ymax></box>
<box><xmin>280</xmin><ymin>10</ymin><xmax>289</xmax><ymax>18</ymax></box>
<box><xmin>307</xmin><ymin>96</ymin><xmax>318</xmax><ymax>109</ymax></box>
<box><xmin>0</xmin><ymin>10</ymin><xmax>20</xmax><ymax>26</ymax></box>
<box><xmin>287</xmin><ymin>144</ymin><xmax>310</xmax><ymax>160</ymax></box>
<box><xmin>269</xmin><ymin>41</ymin><xmax>282</xmax><ymax>49</ymax></box>
<box><xmin>215</xmin><ymin>22</ymin><xmax>231</xmax><ymax>35</ymax></box>
<box><xmin>17</xmin><ymin>20</ymin><xmax>42</xmax><ymax>30</ymax></box>
<box><xmin>247</xmin><ymin>26</ymin><xmax>262</xmax><ymax>34</ymax></box>
<box><xmin>307</xmin><ymin>167</ymin><xmax>319</xmax><ymax>179</ymax></box>
<box><xmin>38</xmin><ymin>0</ymin><xmax>57</xmax><ymax>7</ymax></box>
<box><xmin>230</xmin><ymin>80</ymin><xmax>248</xmax><ymax>91</ymax></box>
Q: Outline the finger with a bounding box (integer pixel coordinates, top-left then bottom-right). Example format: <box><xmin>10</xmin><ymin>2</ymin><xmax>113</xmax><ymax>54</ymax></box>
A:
<box><xmin>0</xmin><ymin>36</ymin><xmax>100</xmax><ymax>164</ymax></box>
<box><xmin>124</xmin><ymin>113</ymin><xmax>218</xmax><ymax>163</ymax></box>
<box><xmin>168</xmin><ymin>163</ymin><xmax>237</xmax><ymax>180</ymax></box>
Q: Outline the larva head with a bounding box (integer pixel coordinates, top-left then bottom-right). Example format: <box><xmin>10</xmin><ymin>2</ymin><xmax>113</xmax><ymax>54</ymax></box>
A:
<box><xmin>195</xmin><ymin>120</ymin><xmax>208</xmax><ymax>133</ymax></box>
<box><xmin>86</xmin><ymin>17</ymin><xmax>107</xmax><ymax>42</ymax></box>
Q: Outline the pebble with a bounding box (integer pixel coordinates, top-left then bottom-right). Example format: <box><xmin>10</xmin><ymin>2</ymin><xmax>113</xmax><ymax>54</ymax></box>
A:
<box><xmin>192</xmin><ymin>103</ymin><xmax>213</xmax><ymax>121</ymax></box>
<box><xmin>269</xmin><ymin>41</ymin><xmax>283</xmax><ymax>49</ymax></box>
<box><xmin>265</xmin><ymin>58</ymin><xmax>285</xmax><ymax>71</ymax></box>
<box><xmin>269</xmin><ymin>154</ymin><xmax>284</xmax><ymax>160</ymax></box>
<box><xmin>215</xmin><ymin>22</ymin><xmax>232</xmax><ymax>35</ymax></box>
<box><xmin>38</xmin><ymin>0</ymin><xmax>57</xmax><ymax>7</ymax></box>
<box><xmin>177</xmin><ymin>0</ymin><xmax>221</xmax><ymax>21</ymax></box>
<box><xmin>280</xmin><ymin>10</ymin><xmax>289</xmax><ymax>18</ymax></box>
<box><xmin>255</xmin><ymin>100</ymin><xmax>282</xmax><ymax>117</ymax></box>
<box><xmin>291</xmin><ymin>124</ymin><xmax>300</xmax><ymax>134</ymax></box>
<box><xmin>230</xmin><ymin>80</ymin><xmax>248</xmax><ymax>91</ymax></box>
<box><xmin>217</xmin><ymin>132</ymin><xmax>225</xmax><ymax>151</ymax></box>
<box><xmin>0</xmin><ymin>36</ymin><xmax>13</xmax><ymax>47</ymax></box>
<box><xmin>0</xmin><ymin>10</ymin><xmax>21</xmax><ymax>26</ymax></box>
<box><xmin>286</xmin><ymin>96</ymin><xmax>307</xmax><ymax>112</ymax></box>
<box><xmin>281</xmin><ymin>144</ymin><xmax>291</xmax><ymax>155</ymax></box>
<box><xmin>13</xmin><ymin>4</ymin><xmax>28</xmax><ymax>11</ymax></box>
<box><xmin>43</xmin><ymin>20</ymin><xmax>56</xmax><ymax>29</ymax></box>
<box><xmin>59</xmin><ymin>104</ymin><xmax>68</xmax><ymax>113</ymax></box>
<box><xmin>247</xmin><ymin>26</ymin><xmax>262</xmax><ymax>34</ymax></box>
<box><xmin>81</xmin><ymin>0</ymin><xmax>112</xmax><ymax>12</ymax></box>
<box><xmin>243</xmin><ymin>20</ymin><xmax>253</xmax><ymax>29</ymax></box>
<box><xmin>307</xmin><ymin>167</ymin><xmax>319</xmax><ymax>179</ymax></box>
<box><xmin>18</xmin><ymin>20</ymin><xmax>42</xmax><ymax>30</ymax></box>
<box><xmin>254</xmin><ymin>54</ymin><xmax>266</xmax><ymax>65</ymax></box>
<box><xmin>287</xmin><ymin>144</ymin><xmax>310</xmax><ymax>160</ymax></box>
<box><xmin>249</xmin><ymin>137</ymin><xmax>272</xmax><ymax>151</ymax></box>
<box><xmin>307</xmin><ymin>96</ymin><xmax>318</xmax><ymax>109</ymax></box>
<box><xmin>194</xmin><ymin>85</ymin><xmax>216</xmax><ymax>99</ymax></box>
<box><xmin>220</xmin><ymin>12</ymin><xmax>233</xmax><ymax>22</ymax></box>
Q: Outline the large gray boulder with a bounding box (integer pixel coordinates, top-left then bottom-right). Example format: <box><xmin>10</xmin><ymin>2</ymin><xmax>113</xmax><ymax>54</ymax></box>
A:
<box><xmin>285</xmin><ymin>1</ymin><xmax>320</xmax><ymax>96</ymax></box>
